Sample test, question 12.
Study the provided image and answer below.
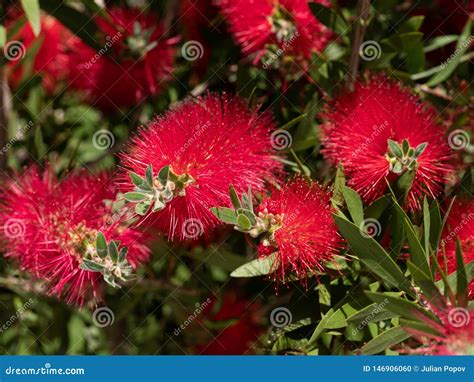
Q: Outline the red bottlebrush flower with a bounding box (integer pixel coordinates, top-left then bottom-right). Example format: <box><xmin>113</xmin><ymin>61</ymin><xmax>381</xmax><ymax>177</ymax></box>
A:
<box><xmin>256</xmin><ymin>177</ymin><xmax>341</xmax><ymax>283</ymax></box>
<box><xmin>215</xmin><ymin>0</ymin><xmax>331</xmax><ymax>67</ymax></box>
<box><xmin>6</xmin><ymin>15</ymin><xmax>73</xmax><ymax>93</ymax></box>
<box><xmin>195</xmin><ymin>293</ymin><xmax>263</xmax><ymax>354</ymax></box>
<box><xmin>0</xmin><ymin>167</ymin><xmax>149</xmax><ymax>306</ymax></box>
<box><xmin>119</xmin><ymin>93</ymin><xmax>282</xmax><ymax>241</ymax></box>
<box><xmin>321</xmin><ymin>77</ymin><xmax>453</xmax><ymax>210</ymax></box>
<box><xmin>404</xmin><ymin>304</ymin><xmax>474</xmax><ymax>355</ymax></box>
<box><xmin>67</xmin><ymin>7</ymin><xmax>177</xmax><ymax>112</ymax></box>
<box><xmin>439</xmin><ymin>199</ymin><xmax>474</xmax><ymax>299</ymax></box>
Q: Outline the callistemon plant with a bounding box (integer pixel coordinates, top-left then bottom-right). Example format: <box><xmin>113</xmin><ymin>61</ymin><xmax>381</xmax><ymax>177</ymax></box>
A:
<box><xmin>67</xmin><ymin>6</ymin><xmax>177</xmax><ymax>111</ymax></box>
<box><xmin>212</xmin><ymin>178</ymin><xmax>342</xmax><ymax>283</ymax></box>
<box><xmin>439</xmin><ymin>199</ymin><xmax>474</xmax><ymax>299</ymax></box>
<box><xmin>119</xmin><ymin>93</ymin><xmax>282</xmax><ymax>241</ymax></box>
<box><xmin>215</xmin><ymin>0</ymin><xmax>331</xmax><ymax>68</ymax></box>
<box><xmin>321</xmin><ymin>77</ymin><xmax>453</xmax><ymax>210</ymax></box>
<box><xmin>403</xmin><ymin>304</ymin><xmax>474</xmax><ymax>355</ymax></box>
<box><xmin>0</xmin><ymin>167</ymin><xmax>149</xmax><ymax>306</ymax></box>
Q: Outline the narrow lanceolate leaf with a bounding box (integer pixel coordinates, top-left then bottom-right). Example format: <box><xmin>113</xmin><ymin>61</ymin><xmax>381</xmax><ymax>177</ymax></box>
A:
<box><xmin>360</xmin><ymin>327</ymin><xmax>410</xmax><ymax>355</ymax></box>
<box><xmin>230</xmin><ymin>253</ymin><xmax>276</xmax><ymax>278</ymax></box>
<box><xmin>130</xmin><ymin>172</ymin><xmax>145</xmax><ymax>187</ymax></box>
<box><xmin>145</xmin><ymin>165</ymin><xmax>153</xmax><ymax>186</ymax></box>
<box><xmin>118</xmin><ymin>247</ymin><xmax>128</xmax><ymax>263</ymax></box>
<box><xmin>0</xmin><ymin>25</ymin><xmax>7</xmax><ymax>48</ymax></box>
<box><xmin>388</xmin><ymin>140</ymin><xmax>402</xmax><ymax>157</ymax></box>
<box><xmin>347</xmin><ymin>303</ymin><xmax>397</xmax><ymax>325</ymax></box>
<box><xmin>108</xmin><ymin>241</ymin><xmax>119</xmax><ymax>262</ymax></box>
<box><xmin>307</xmin><ymin>308</ymin><xmax>340</xmax><ymax>348</ymax></box>
<box><xmin>96</xmin><ymin>232</ymin><xmax>108</xmax><ymax>258</ymax></box>
<box><xmin>334</xmin><ymin>214</ymin><xmax>414</xmax><ymax>296</ymax></box>
<box><xmin>80</xmin><ymin>259</ymin><xmax>106</xmax><ymax>272</ymax></box>
<box><xmin>341</xmin><ymin>186</ymin><xmax>364</xmax><ymax>226</ymax></box>
<box><xmin>365</xmin><ymin>292</ymin><xmax>438</xmax><ymax>323</ymax></box>
<box><xmin>158</xmin><ymin>165</ymin><xmax>169</xmax><ymax>186</ymax></box>
<box><xmin>393</xmin><ymin>199</ymin><xmax>431</xmax><ymax>277</ymax></box>
<box><xmin>423</xmin><ymin>197</ymin><xmax>431</xmax><ymax>256</ymax></box>
<box><xmin>21</xmin><ymin>0</ymin><xmax>41</xmax><ymax>36</ymax></box>
<box><xmin>455</xmin><ymin>239</ymin><xmax>468</xmax><ymax>307</ymax></box>
<box><xmin>210</xmin><ymin>207</ymin><xmax>238</xmax><ymax>225</ymax></box>
<box><xmin>229</xmin><ymin>185</ymin><xmax>242</xmax><ymax>209</ymax></box>
<box><xmin>426</xmin><ymin>19</ymin><xmax>472</xmax><ymax>86</ymax></box>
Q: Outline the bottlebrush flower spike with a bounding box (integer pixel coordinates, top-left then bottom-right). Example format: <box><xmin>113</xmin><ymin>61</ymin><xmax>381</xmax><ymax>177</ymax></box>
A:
<box><xmin>67</xmin><ymin>7</ymin><xmax>177</xmax><ymax>111</ymax></box>
<box><xmin>215</xmin><ymin>0</ymin><xmax>331</xmax><ymax>68</ymax></box>
<box><xmin>212</xmin><ymin>178</ymin><xmax>342</xmax><ymax>283</ymax></box>
<box><xmin>321</xmin><ymin>77</ymin><xmax>453</xmax><ymax>210</ymax></box>
<box><xmin>439</xmin><ymin>199</ymin><xmax>474</xmax><ymax>299</ymax></box>
<box><xmin>0</xmin><ymin>167</ymin><xmax>150</xmax><ymax>306</ymax></box>
<box><xmin>403</xmin><ymin>303</ymin><xmax>474</xmax><ymax>355</ymax></box>
<box><xmin>119</xmin><ymin>93</ymin><xmax>282</xmax><ymax>241</ymax></box>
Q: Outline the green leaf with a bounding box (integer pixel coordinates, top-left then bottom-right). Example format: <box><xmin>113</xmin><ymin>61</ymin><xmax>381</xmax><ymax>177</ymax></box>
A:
<box><xmin>429</xmin><ymin>200</ymin><xmax>443</xmax><ymax>254</ymax></box>
<box><xmin>241</xmin><ymin>187</ymin><xmax>253</xmax><ymax>211</ymax></box>
<box><xmin>361</xmin><ymin>326</ymin><xmax>410</xmax><ymax>355</ymax></box>
<box><xmin>145</xmin><ymin>165</ymin><xmax>153</xmax><ymax>186</ymax></box>
<box><xmin>341</xmin><ymin>186</ymin><xmax>364</xmax><ymax>226</ymax></box>
<box><xmin>414</xmin><ymin>142</ymin><xmax>428</xmax><ymax>158</ymax></box>
<box><xmin>365</xmin><ymin>292</ymin><xmax>437</xmax><ymax>323</ymax></box>
<box><xmin>393</xmin><ymin>199</ymin><xmax>431</xmax><ymax>277</ymax></box>
<box><xmin>423</xmin><ymin>197</ymin><xmax>431</xmax><ymax>256</ymax></box>
<box><xmin>308</xmin><ymin>3</ymin><xmax>348</xmax><ymax>36</ymax></box>
<box><xmin>21</xmin><ymin>0</ymin><xmax>41</xmax><ymax>36</ymax></box>
<box><xmin>424</xmin><ymin>35</ymin><xmax>458</xmax><ymax>53</ymax></box>
<box><xmin>388</xmin><ymin>139</ymin><xmax>402</xmax><ymax>157</ymax></box>
<box><xmin>108</xmin><ymin>241</ymin><xmax>119</xmax><ymax>262</ymax></box>
<box><xmin>347</xmin><ymin>303</ymin><xmax>397</xmax><ymax>325</ymax></box>
<box><xmin>210</xmin><ymin>207</ymin><xmax>238</xmax><ymax>225</ymax></box>
<box><xmin>39</xmin><ymin>0</ymin><xmax>101</xmax><ymax>51</ymax></box>
<box><xmin>331</xmin><ymin>165</ymin><xmax>346</xmax><ymax>207</ymax></box>
<box><xmin>96</xmin><ymin>232</ymin><xmax>108</xmax><ymax>258</ymax></box>
<box><xmin>34</xmin><ymin>126</ymin><xmax>47</xmax><ymax>159</ymax></box>
<box><xmin>0</xmin><ymin>25</ymin><xmax>6</xmax><ymax>47</ymax></box>
<box><xmin>124</xmin><ymin>192</ymin><xmax>148</xmax><ymax>202</ymax></box>
<box><xmin>307</xmin><ymin>308</ymin><xmax>340</xmax><ymax>348</ymax></box>
<box><xmin>279</xmin><ymin>114</ymin><xmax>307</xmax><ymax>131</ymax></box>
<box><xmin>230</xmin><ymin>254</ymin><xmax>276</xmax><ymax>277</ymax></box>
<box><xmin>427</xmin><ymin>19</ymin><xmax>472</xmax><ymax>86</ymax></box>
<box><xmin>334</xmin><ymin>214</ymin><xmax>414</xmax><ymax>296</ymax></box>
<box><xmin>237</xmin><ymin>214</ymin><xmax>252</xmax><ymax>230</ymax></box>
<box><xmin>80</xmin><ymin>259</ymin><xmax>105</xmax><ymax>273</ymax></box>
<box><xmin>118</xmin><ymin>247</ymin><xmax>128</xmax><ymax>263</ymax></box>
<box><xmin>135</xmin><ymin>201</ymin><xmax>150</xmax><ymax>216</ymax></box>
<box><xmin>157</xmin><ymin>165</ymin><xmax>169</xmax><ymax>186</ymax></box>
<box><xmin>455</xmin><ymin>239</ymin><xmax>468</xmax><ymax>306</ymax></box>
<box><xmin>129</xmin><ymin>172</ymin><xmax>144</xmax><ymax>188</ymax></box>
<box><xmin>229</xmin><ymin>185</ymin><xmax>242</xmax><ymax>209</ymax></box>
